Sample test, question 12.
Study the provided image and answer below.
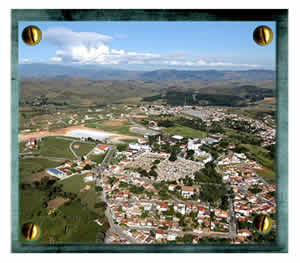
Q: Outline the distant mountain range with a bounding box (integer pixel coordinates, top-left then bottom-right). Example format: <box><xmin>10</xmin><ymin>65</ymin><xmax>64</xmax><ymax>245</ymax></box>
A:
<box><xmin>19</xmin><ymin>63</ymin><xmax>275</xmax><ymax>82</ymax></box>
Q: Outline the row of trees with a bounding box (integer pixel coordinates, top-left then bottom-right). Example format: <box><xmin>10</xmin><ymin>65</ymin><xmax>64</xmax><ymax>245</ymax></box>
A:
<box><xmin>193</xmin><ymin>161</ymin><xmax>222</xmax><ymax>184</ymax></box>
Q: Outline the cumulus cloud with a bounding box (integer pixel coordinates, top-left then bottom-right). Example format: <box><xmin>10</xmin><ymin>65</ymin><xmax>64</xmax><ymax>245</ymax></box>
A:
<box><xmin>49</xmin><ymin>56</ymin><xmax>62</xmax><ymax>62</ymax></box>
<box><xmin>19</xmin><ymin>58</ymin><xmax>31</xmax><ymax>64</ymax></box>
<box><xmin>44</xmin><ymin>27</ymin><xmax>261</xmax><ymax>68</ymax></box>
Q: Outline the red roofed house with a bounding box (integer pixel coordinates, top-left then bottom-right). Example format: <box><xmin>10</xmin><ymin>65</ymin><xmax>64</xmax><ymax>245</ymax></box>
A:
<box><xmin>156</xmin><ymin>202</ymin><xmax>168</xmax><ymax>212</ymax></box>
<box><xmin>110</xmin><ymin>165</ymin><xmax>120</xmax><ymax>174</ymax></box>
<box><xmin>94</xmin><ymin>144</ymin><xmax>109</xmax><ymax>154</ymax></box>
<box><xmin>168</xmin><ymin>184</ymin><xmax>177</xmax><ymax>191</ymax></box>
<box><xmin>155</xmin><ymin>230</ymin><xmax>165</xmax><ymax>240</ymax></box>
<box><xmin>26</xmin><ymin>138</ymin><xmax>37</xmax><ymax>148</ymax></box>
<box><xmin>215</xmin><ymin>209</ymin><xmax>228</xmax><ymax>219</ymax></box>
<box><xmin>64</xmin><ymin>161</ymin><xmax>73</xmax><ymax>167</ymax></box>
<box><xmin>181</xmin><ymin>186</ymin><xmax>198</xmax><ymax>198</ymax></box>
<box><xmin>238</xmin><ymin>229</ymin><xmax>251</xmax><ymax>237</ymax></box>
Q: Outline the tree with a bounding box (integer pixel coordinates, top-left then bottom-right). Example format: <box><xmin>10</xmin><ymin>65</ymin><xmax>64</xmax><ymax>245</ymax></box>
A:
<box><xmin>149</xmin><ymin>169</ymin><xmax>158</xmax><ymax>178</ymax></box>
<box><xmin>95</xmin><ymin>186</ymin><xmax>103</xmax><ymax>192</ymax></box>
<box><xmin>175</xmin><ymin>185</ymin><xmax>181</xmax><ymax>191</ymax></box>
<box><xmin>83</xmin><ymin>164</ymin><xmax>92</xmax><ymax>170</ymax></box>
<box><xmin>153</xmin><ymin>159</ymin><xmax>160</xmax><ymax>165</ymax></box>
<box><xmin>169</xmin><ymin>151</ymin><xmax>177</xmax><ymax>162</ymax></box>
<box><xmin>220</xmin><ymin>195</ymin><xmax>229</xmax><ymax>210</ymax></box>
<box><xmin>186</xmin><ymin>150</ymin><xmax>194</xmax><ymax>160</ymax></box>
<box><xmin>94</xmin><ymin>201</ymin><xmax>107</xmax><ymax>209</ymax></box>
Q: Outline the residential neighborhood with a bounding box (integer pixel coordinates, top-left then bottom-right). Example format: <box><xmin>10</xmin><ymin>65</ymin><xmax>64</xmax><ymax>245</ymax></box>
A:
<box><xmin>20</xmin><ymin>103</ymin><xmax>276</xmax><ymax>244</ymax></box>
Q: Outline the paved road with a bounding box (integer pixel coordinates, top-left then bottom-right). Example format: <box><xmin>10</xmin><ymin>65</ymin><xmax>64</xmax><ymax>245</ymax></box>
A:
<box><xmin>95</xmin><ymin>146</ymin><xmax>116</xmax><ymax>174</ymax></box>
<box><xmin>228</xmin><ymin>196</ymin><xmax>236</xmax><ymax>236</ymax></box>
<box><xmin>94</xmin><ymin>146</ymin><xmax>138</xmax><ymax>243</ymax></box>
<box><xmin>101</xmin><ymin>190</ymin><xmax>139</xmax><ymax>243</ymax></box>
<box><xmin>118</xmin><ymin>223</ymin><xmax>234</xmax><ymax>240</ymax></box>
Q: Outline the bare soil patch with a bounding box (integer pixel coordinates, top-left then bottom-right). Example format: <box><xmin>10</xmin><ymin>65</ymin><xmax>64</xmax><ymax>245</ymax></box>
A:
<box><xmin>47</xmin><ymin>196</ymin><xmax>69</xmax><ymax>209</ymax></box>
<box><xmin>80</xmin><ymin>185</ymin><xmax>91</xmax><ymax>192</ymax></box>
<box><xmin>103</xmin><ymin>120</ymin><xmax>124</xmax><ymax>127</ymax></box>
<box><xmin>108</xmin><ymin>134</ymin><xmax>140</xmax><ymax>144</ymax></box>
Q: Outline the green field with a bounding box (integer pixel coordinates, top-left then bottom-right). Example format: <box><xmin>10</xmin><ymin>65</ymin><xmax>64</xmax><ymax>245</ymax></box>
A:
<box><xmin>256</xmin><ymin>168</ymin><xmax>276</xmax><ymax>185</ymax></box>
<box><xmin>19</xmin><ymin>158</ymin><xmax>62</xmax><ymax>183</ymax></box>
<box><xmin>79</xmin><ymin>185</ymin><xmax>107</xmax><ymax>218</ymax></box>
<box><xmin>19</xmin><ymin>192</ymin><xmax>104</xmax><ymax>243</ymax></box>
<box><xmin>239</xmin><ymin>144</ymin><xmax>275</xmax><ymax>184</ymax></box>
<box><xmin>242</xmin><ymin>144</ymin><xmax>274</xmax><ymax>170</ymax></box>
<box><xmin>72</xmin><ymin>141</ymin><xmax>97</xmax><ymax>157</ymax></box>
<box><xmin>40</xmin><ymin>136</ymin><xmax>74</xmax><ymax>159</ymax></box>
<box><xmin>163</xmin><ymin>124</ymin><xmax>207</xmax><ymax>139</ymax></box>
<box><xmin>120</xmin><ymin>138</ymin><xmax>138</xmax><ymax>144</ymax></box>
<box><xmin>89</xmin><ymin>154</ymin><xmax>106</xmax><ymax>164</ymax></box>
<box><xmin>20</xmin><ymin>171</ymin><xmax>108</xmax><ymax>243</ymax></box>
<box><xmin>57</xmin><ymin>174</ymin><xmax>88</xmax><ymax>193</ymax></box>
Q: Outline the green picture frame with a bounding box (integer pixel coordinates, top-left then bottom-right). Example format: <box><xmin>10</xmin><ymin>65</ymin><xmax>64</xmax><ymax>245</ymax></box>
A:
<box><xmin>11</xmin><ymin>9</ymin><xmax>288</xmax><ymax>253</ymax></box>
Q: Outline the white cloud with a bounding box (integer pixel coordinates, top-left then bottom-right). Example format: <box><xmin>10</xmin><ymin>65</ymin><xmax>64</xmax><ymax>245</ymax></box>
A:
<box><xmin>44</xmin><ymin>27</ymin><xmax>112</xmax><ymax>48</ymax></box>
<box><xmin>19</xmin><ymin>58</ymin><xmax>31</xmax><ymax>64</ymax></box>
<box><xmin>44</xmin><ymin>27</ymin><xmax>261</xmax><ymax>69</ymax></box>
<box><xmin>49</xmin><ymin>56</ymin><xmax>62</xmax><ymax>62</ymax></box>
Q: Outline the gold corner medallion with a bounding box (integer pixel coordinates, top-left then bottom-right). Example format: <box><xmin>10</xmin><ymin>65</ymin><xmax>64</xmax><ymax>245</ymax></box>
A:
<box><xmin>22</xmin><ymin>26</ymin><xmax>42</xmax><ymax>46</ymax></box>
<box><xmin>253</xmin><ymin>26</ymin><xmax>273</xmax><ymax>46</ymax></box>
<box><xmin>21</xmin><ymin>222</ymin><xmax>41</xmax><ymax>241</ymax></box>
<box><xmin>253</xmin><ymin>214</ymin><xmax>272</xmax><ymax>234</ymax></box>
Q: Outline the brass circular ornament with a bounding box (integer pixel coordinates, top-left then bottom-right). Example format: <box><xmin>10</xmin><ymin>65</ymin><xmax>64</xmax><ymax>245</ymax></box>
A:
<box><xmin>22</xmin><ymin>26</ymin><xmax>42</xmax><ymax>46</ymax></box>
<box><xmin>253</xmin><ymin>214</ymin><xmax>272</xmax><ymax>234</ymax></box>
<box><xmin>253</xmin><ymin>26</ymin><xmax>273</xmax><ymax>46</ymax></box>
<box><xmin>21</xmin><ymin>222</ymin><xmax>41</xmax><ymax>241</ymax></box>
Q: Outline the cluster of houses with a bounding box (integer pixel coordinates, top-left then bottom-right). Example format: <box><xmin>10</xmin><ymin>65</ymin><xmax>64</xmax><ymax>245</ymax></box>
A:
<box><xmin>47</xmin><ymin>159</ymin><xmax>96</xmax><ymax>180</ymax></box>
<box><xmin>100</xmin><ymin>142</ymin><xmax>233</xmax><ymax>243</ymax></box>
<box><xmin>182</xmin><ymin>106</ymin><xmax>276</xmax><ymax>147</ymax></box>
<box><xmin>25</xmin><ymin>137</ymin><xmax>38</xmax><ymax>149</ymax></box>
<box><xmin>106</xmin><ymin>233</ymin><xmax>130</xmax><ymax>244</ymax></box>
<box><xmin>218</xmin><ymin>161</ymin><xmax>276</xmax><ymax>243</ymax></box>
<box><xmin>45</xmin><ymin>143</ymin><xmax>112</xmax><ymax>181</ymax></box>
<box><xmin>183</xmin><ymin>106</ymin><xmax>227</xmax><ymax>126</ymax></box>
<box><xmin>105</xmin><ymin>193</ymin><xmax>230</xmax><ymax>243</ymax></box>
<box><xmin>140</xmin><ymin>105</ymin><xmax>182</xmax><ymax>116</ymax></box>
<box><xmin>225</xmin><ymin>114</ymin><xmax>276</xmax><ymax>147</ymax></box>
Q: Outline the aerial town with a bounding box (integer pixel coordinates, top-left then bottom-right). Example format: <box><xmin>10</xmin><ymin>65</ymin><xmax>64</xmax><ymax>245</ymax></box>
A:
<box><xmin>19</xmin><ymin>103</ymin><xmax>276</xmax><ymax>244</ymax></box>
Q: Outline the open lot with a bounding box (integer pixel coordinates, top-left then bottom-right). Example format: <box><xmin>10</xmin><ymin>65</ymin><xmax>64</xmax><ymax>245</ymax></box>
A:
<box><xmin>103</xmin><ymin>120</ymin><xmax>126</xmax><ymax>126</ymax></box>
<box><xmin>72</xmin><ymin>141</ymin><xmax>97</xmax><ymax>157</ymax></box>
<box><xmin>256</xmin><ymin>168</ymin><xmax>275</xmax><ymax>185</ymax></box>
<box><xmin>57</xmin><ymin>174</ymin><xmax>88</xmax><ymax>194</ymax></box>
<box><xmin>40</xmin><ymin>136</ymin><xmax>74</xmax><ymax>159</ymax></box>
<box><xmin>86</xmin><ymin>120</ymin><xmax>139</xmax><ymax>137</ymax></box>
<box><xmin>19</xmin><ymin>157</ymin><xmax>62</xmax><ymax>183</ymax></box>
<box><xmin>163</xmin><ymin>124</ymin><xmax>207</xmax><ymax>139</ymax></box>
<box><xmin>242</xmin><ymin>144</ymin><xmax>274</xmax><ymax>170</ymax></box>
<box><xmin>47</xmin><ymin>197</ymin><xmax>69</xmax><ymax>209</ymax></box>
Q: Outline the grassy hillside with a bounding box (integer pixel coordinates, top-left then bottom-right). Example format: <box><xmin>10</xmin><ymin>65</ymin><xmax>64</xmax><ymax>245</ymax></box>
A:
<box><xmin>20</xmin><ymin>78</ymin><xmax>165</xmax><ymax>106</ymax></box>
<box><xmin>20</xmin><ymin>76</ymin><xmax>274</xmax><ymax>107</ymax></box>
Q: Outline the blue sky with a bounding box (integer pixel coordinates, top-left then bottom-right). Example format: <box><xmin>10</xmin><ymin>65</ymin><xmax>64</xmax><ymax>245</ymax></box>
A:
<box><xmin>19</xmin><ymin>21</ymin><xmax>276</xmax><ymax>70</ymax></box>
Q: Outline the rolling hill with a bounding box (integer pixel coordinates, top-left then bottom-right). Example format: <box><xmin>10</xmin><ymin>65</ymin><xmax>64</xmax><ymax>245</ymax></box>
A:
<box><xmin>19</xmin><ymin>63</ymin><xmax>275</xmax><ymax>82</ymax></box>
<box><xmin>19</xmin><ymin>64</ymin><xmax>275</xmax><ymax>106</ymax></box>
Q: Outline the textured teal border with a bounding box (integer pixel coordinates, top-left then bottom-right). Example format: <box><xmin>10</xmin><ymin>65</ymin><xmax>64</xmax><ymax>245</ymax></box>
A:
<box><xmin>11</xmin><ymin>9</ymin><xmax>288</xmax><ymax>253</ymax></box>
